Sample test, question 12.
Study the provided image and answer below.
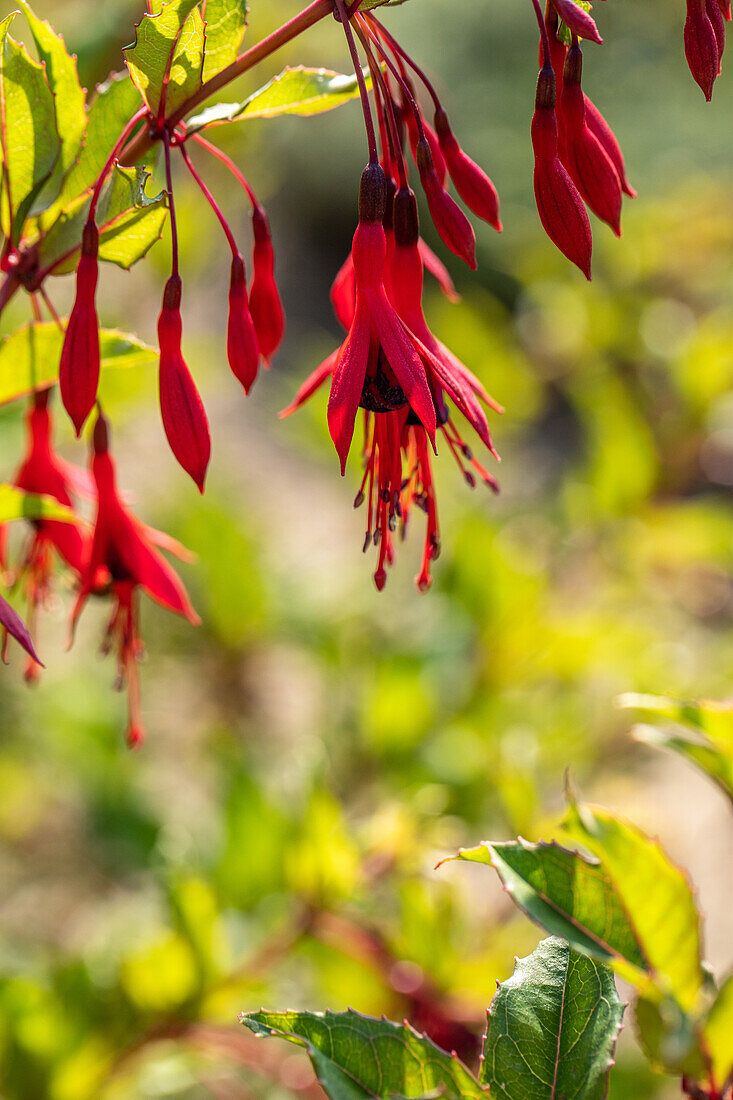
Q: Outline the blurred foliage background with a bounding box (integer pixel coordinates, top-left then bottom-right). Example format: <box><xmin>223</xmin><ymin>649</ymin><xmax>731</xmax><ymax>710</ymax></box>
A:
<box><xmin>1</xmin><ymin>0</ymin><xmax>733</xmax><ymax>1096</ymax></box>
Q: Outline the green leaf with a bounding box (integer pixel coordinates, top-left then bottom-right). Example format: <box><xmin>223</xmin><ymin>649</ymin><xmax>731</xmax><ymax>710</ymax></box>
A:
<box><xmin>201</xmin><ymin>0</ymin><xmax>247</xmax><ymax>82</ymax></box>
<box><xmin>445</xmin><ymin>840</ymin><xmax>650</xmax><ymax>991</ymax></box>
<box><xmin>0</xmin><ymin>483</ymin><xmax>76</xmax><ymax>525</ymax></box>
<box><xmin>482</xmin><ymin>937</ymin><xmax>624</xmax><ymax>1100</ymax></box>
<box><xmin>124</xmin><ymin>0</ymin><xmax>205</xmax><ymax>119</ymax></box>
<box><xmin>618</xmin><ymin>693</ymin><xmax>733</xmax><ymax>804</ymax></box>
<box><xmin>16</xmin><ymin>0</ymin><xmax>86</xmax><ymax>209</ymax></box>
<box><xmin>34</xmin><ymin>163</ymin><xmax>165</xmax><ymax>276</ymax></box>
<box><xmin>240</xmin><ymin>1009</ymin><xmax>486</xmax><ymax>1100</ymax></box>
<box><xmin>702</xmin><ymin>975</ymin><xmax>733</xmax><ymax>1093</ymax></box>
<box><xmin>635</xmin><ymin>994</ymin><xmax>707</xmax><ymax>1079</ymax></box>
<box><xmin>0</xmin><ymin>13</ymin><xmax>60</xmax><ymax>244</ymax></box>
<box><xmin>0</xmin><ymin>322</ymin><xmax>157</xmax><ymax>407</ymax></box>
<box><xmin>357</xmin><ymin>0</ymin><xmax>411</xmax><ymax>9</ymax></box>
<box><xmin>185</xmin><ymin>66</ymin><xmax>369</xmax><ymax>133</ymax></box>
<box><xmin>562</xmin><ymin>798</ymin><xmax>706</xmax><ymax>1014</ymax></box>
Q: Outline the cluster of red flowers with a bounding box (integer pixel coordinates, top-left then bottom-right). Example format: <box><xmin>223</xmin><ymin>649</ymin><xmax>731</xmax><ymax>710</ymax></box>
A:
<box><xmin>60</xmin><ymin>123</ymin><xmax>284</xmax><ymax>493</ymax></box>
<box><xmin>1</xmin><ymin>0</ymin><xmax>729</xmax><ymax>743</ymax></box>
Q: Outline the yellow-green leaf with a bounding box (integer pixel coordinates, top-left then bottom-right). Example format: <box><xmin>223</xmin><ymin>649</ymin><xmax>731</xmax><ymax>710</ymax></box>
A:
<box><xmin>124</xmin><ymin>0</ymin><xmax>205</xmax><ymax>119</ymax></box>
<box><xmin>0</xmin><ymin>483</ymin><xmax>76</xmax><ymax>525</ymax></box>
<box><xmin>702</xmin><ymin>975</ymin><xmax>733</xmax><ymax>1093</ymax></box>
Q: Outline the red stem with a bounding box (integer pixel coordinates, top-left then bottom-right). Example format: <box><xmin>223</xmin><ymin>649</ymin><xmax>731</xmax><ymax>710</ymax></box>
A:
<box><xmin>189</xmin><ymin>133</ymin><xmax>259</xmax><ymax>207</ymax></box>
<box><xmin>370</xmin><ymin>16</ymin><xmax>441</xmax><ymax>109</ymax></box>
<box><xmin>334</xmin><ymin>0</ymin><xmax>379</xmax><ymax>164</ymax></box>
<box><xmin>163</xmin><ymin>132</ymin><xmax>180</xmax><ymax>277</ymax></box>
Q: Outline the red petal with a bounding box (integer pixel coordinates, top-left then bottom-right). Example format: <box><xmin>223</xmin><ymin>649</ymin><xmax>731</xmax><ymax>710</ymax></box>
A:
<box><xmin>0</xmin><ymin>593</ymin><xmax>43</xmax><ymax>666</ymax></box>
<box><xmin>280</xmin><ymin>351</ymin><xmax>337</xmax><ymax>419</ymax></box>
<box><xmin>369</xmin><ymin>293</ymin><xmax>437</xmax><ymax>447</ymax></box>
<box><xmin>327</xmin><ymin>310</ymin><xmax>371</xmax><ymax>474</ymax></box>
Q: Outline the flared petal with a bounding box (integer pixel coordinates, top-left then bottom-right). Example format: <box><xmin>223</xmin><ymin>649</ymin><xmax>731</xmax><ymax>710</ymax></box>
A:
<box><xmin>280</xmin><ymin>351</ymin><xmax>337</xmax><ymax>419</ymax></box>
<box><xmin>328</xmin><ymin>309</ymin><xmax>371</xmax><ymax>474</ymax></box>
<box><xmin>1</xmin><ymin>592</ymin><xmax>42</xmax><ymax>666</ymax></box>
<box><xmin>369</xmin><ymin>292</ymin><xmax>437</xmax><ymax>447</ymax></box>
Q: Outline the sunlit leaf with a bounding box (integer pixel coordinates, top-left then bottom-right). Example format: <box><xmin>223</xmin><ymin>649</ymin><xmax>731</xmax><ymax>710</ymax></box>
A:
<box><xmin>124</xmin><ymin>0</ymin><xmax>205</xmax><ymax>119</ymax></box>
<box><xmin>0</xmin><ymin>483</ymin><xmax>76</xmax><ymax>525</ymax></box>
<box><xmin>618</xmin><ymin>693</ymin><xmax>733</xmax><ymax>804</ymax></box>
<box><xmin>562</xmin><ymin>797</ymin><xmax>705</xmax><ymax>1014</ymax></box>
<box><xmin>202</xmin><ymin>0</ymin><xmax>247</xmax><ymax>82</ymax></box>
<box><xmin>482</xmin><ymin>937</ymin><xmax>624</xmax><ymax>1100</ymax></box>
<box><xmin>240</xmin><ymin>1009</ymin><xmax>486</xmax><ymax>1100</ymax></box>
<box><xmin>0</xmin><ymin>13</ymin><xmax>60</xmax><ymax>244</ymax></box>
<box><xmin>185</xmin><ymin>66</ymin><xmax>370</xmax><ymax>133</ymax></box>
<box><xmin>0</xmin><ymin>323</ymin><xmax>157</xmax><ymax>407</ymax></box>
<box><xmin>16</xmin><ymin>0</ymin><xmax>86</xmax><ymax>208</ymax></box>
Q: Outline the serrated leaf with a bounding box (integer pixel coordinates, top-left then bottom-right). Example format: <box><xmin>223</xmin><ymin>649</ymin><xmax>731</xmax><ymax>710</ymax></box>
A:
<box><xmin>240</xmin><ymin>1009</ymin><xmax>486</xmax><ymax>1100</ymax></box>
<box><xmin>0</xmin><ymin>483</ymin><xmax>76</xmax><ymax>525</ymax></box>
<box><xmin>701</xmin><ymin>975</ymin><xmax>733</xmax><ymax>1093</ymax></box>
<box><xmin>202</xmin><ymin>0</ymin><xmax>247</xmax><ymax>82</ymax></box>
<box><xmin>124</xmin><ymin>0</ymin><xmax>205</xmax><ymax>119</ymax></box>
<box><xmin>446</xmin><ymin>840</ymin><xmax>650</xmax><ymax>991</ymax></box>
<box><xmin>185</xmin><ymin>66</ymin><xmax>369</xmax><ymax>133</ymax></box>
<box><xmin>35</xmin><ymin>163</ymin><xmax>165</xmax><ymax>277</ymax></box>
<box><xmin>16</xmin><ymin>0</ymin><xmax>86</xmax><ymax>210</ymax></box>
<box><xmin>0</xmin><ymin>322</ymin><xmax>157</xmax><ymax>407</ymax></box>
<box><xmin>619</xmin><ymin>693</ymin><xmax>733</xmax><ymax>804</ymax></box>
<box><xmin>562</xmin><ymin>799</ymin><xmax>705</xmax><ymax>1014</ymax></box>
<box><xmin>482</xmin><ymin>937</ymin><xmax>624</xmax><ymax>1100</ymax></box>
<box><xmin>0</xmin><ymin>13</ymin><xmax>60</xmax><ymax>244</ymax></box>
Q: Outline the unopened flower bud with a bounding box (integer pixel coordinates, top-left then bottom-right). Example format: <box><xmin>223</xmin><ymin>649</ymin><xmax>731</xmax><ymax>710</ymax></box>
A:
<box><xmin>227</xmin><ymin>254</ymin><xmax>260</xmax><ymax>394</ymax></box>
<box><xmin>157</xmin><ymin>276</ymin><xmax>211</xmax><ymax>492</ymax></box>
<box><xmin>59</xmin><ymin>222</ymin><xmax>100</xmax><ymax>437</ymax></box>
<box><xmin>685</xmin><ymin>0</ymin><xmax>720</xmax><ymax>99</ymax></box>
<box><xmin>552</xmin><ymin>0</ymin><xmax>603</xmax><ymax>44</ymax></box>
<box><xmin>249</xmin><ymin>206</ymin><xmax>285</xmax><ymax>367</ymax></box>
<box><xmin>417</xmin><ymin>139</ymin><xmax>477</xmax><ymax>269</ymax></box>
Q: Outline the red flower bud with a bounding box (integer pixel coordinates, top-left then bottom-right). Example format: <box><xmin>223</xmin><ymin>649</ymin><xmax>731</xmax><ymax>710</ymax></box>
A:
<box><xmin>227</xmin><ymin>254</ymin><xmax>260</xmax><ymax>394</ymax></box>
<box><xmin>59</xmin><ymin>222</ymin><xmax>100</xmax><ymax>437</ymax></box>
<box><xmin>404</xmin><ymin>100</ymin><xmax>447</xmax><ymax>187</ymax></box>
<box><xmin>532</xmin><ymin>67</ymin><xmax>592</xmax><ymax>278</ymax></box>
<box><xmin>552</xmin><ymin>0</ymin><xmax>603</xmax><ymax>44</ymax></box>
<box><xmin>685</xmin><ymin>0</ymin><xmax>720</xmax><ymax>99</ymax></box>
<box><xmin>584</xmin><ymin>95</ymin><xmax>636</xmax><ymax>198</ymax></box>
<box><xmin>157</xmin><ymin>276</ymin><xmax>211</xmax><ymax>492</ymax></box>
<box><xmin>434</xmin><ymin>109</ymin><xmax>502</xmax><ymax>232</ymax></box>
<box><xmin>561</xmin><ymin>46</ymin><xmax>623</xmax><ymax>236</ymax></box>
<box><xmin>249</xmin><ymin>206</ymin><xmax>285</xmax><ymax>366</ymax></box>
<box><xmin>417</xmin><ymin>139</ymin><xmax>477</xmax><ymax>270</ymax></box>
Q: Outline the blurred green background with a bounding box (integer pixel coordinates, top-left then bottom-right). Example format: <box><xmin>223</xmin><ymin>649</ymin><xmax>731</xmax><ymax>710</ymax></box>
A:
<box><xmin>1</xmin><ymin>0</ymin><xmax>733</xmax><ymax>1096</ymax></box>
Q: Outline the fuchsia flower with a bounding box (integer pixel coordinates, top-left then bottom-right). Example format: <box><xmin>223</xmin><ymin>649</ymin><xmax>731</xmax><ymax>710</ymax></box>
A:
<box><xmin>416</xmin><ymin>138</ymin><xmax>477</xmax><ymax>270</ymax></box>
<box><xmin>227</xmin><ymin>254</ymin><xmax>260</xmax><ymax>394</ymax></box>
<box><xmin>249</xmin><ymin>206</ymin><xmax>285</xmax><ymax>367</ymax></box>
<box><xmin>59</xmin><ymin>223</ymin><xmax>101</xmax><ymax>436</ymax></box>
<box><xmin>685</xmin><ymin>0</ymin><xmax>722</xmax><ymax>98</ymax></box>
<box><xmin>157</xmin><ymin>275</ymin><xmax>211</xmax><ymax>492</ymax></box>
<box><xmin>0</xmin><ymin>390</ymin><xmax>89</xmax><ymax>681</ymax></box>
<box><xmin>560</xmin><ymin>42</ymin><xmax>623</xmax><ymax>236</ymax></box>
<box><xmin>532</xmin><ymin>64</ymin><xmax>592</xmax><ymax>279</ymax></box>
<box><xmin>70</xmin><ymin>410</ymin><xmax>199</xmax><ymax>747</ymax></box>
<box><xmin>552</xmin><ymin>0</ymin><xmax>602</xmax><ymax>45</ymax></box>
<box><xmin>282</xmin><ymin>168</ymin><xmax>500</xmax><ymax>591</ymax></box>
<box><xmin>433</xmin><ymin>108</ymin><xmax>502</xmax><ymax>233</ymax></box>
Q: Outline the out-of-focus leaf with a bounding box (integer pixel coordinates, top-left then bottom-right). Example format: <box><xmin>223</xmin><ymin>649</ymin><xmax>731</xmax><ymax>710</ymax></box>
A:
<box><xmin>124</xmin><ymin>0</ymin><xmax>205</xmax><ymax>118</ymax></box>
<box><xmin>562</xmin><ymin>797</ymin><xmax>705</xmax><ymax>1014</ymax></box>
<box><xmin>444</xmin><ymin>840</ymin><xmax>650</xmax><ymax>991</ymax></box>
<box><xmin>202</xmin><ymin>0</ymin><xmax>247</xmax><ymax>82</ymax></box>
<box><xmin>0</xmin><ymin>484</ymin><xmax>76</xmax><ymax>524</ymax></box>
<box><xmin>618</xmin><ymin>693</ymin><xmax>733</xmax><ymax>804</ymax></box>
<box><xmin>0</xmin><ymin>14</ymin><xmax>60</xmax><ymax>243</ymax></box>
<box><xmin>358</xmin><ymin>0</ymin><xmax>411</xmax><ymax>9</ymax></box>
<box><xmin>635</xmin><ymin>994</ymin><xmax>707</xmax><ymax>1078</ymax></box>
<box><xmin>482</xmin><ymin>937</ymin><xmax>624</xmax><ymax>1100</ymax></box>
<box><xmin>0</xmin><ymin>323</ymin><xmax>157</xmax><ymax>407</ymax></box>
<box><xmin>185</xmin><ymin>66</ymin><xmax>370</xmax><ymax>133</ymax></box>
<box><xmin>702</xmin><ymin>975</ymin><xmax>733</xmax><ymax>1093</ymax></box>
<box><xmin>240</xmin><ymin>1009</ymin><xmax>486</xmax><ymax>1100</ymax></box>
<box><xmin>16</xmin><ymin>1</ymin><xmax>86</xmax><ymax>206</ymax></box>
<box><xmin>36</xmin><ymin>163</ymin><xmax>165</xmax><ymax>276</ymax></box>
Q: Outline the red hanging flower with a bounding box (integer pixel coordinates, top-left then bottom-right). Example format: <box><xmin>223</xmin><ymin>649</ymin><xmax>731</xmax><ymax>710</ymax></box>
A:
<box><xmin>532</xmin><ymin>65</ymin><xmax>592</xmax><ymax>278</ymax></box>
<box><xmin>227</xmin><ymin>254</ymin><xmax>260</xmax><ymax>394</ymax></box>
<box><xmin>416</xmin><ymin>138</ymin><xmax>477</xmax><ymax>270</ymax></box>
<box><xmin>69</xmin><ymin>410</ymin><xmax>199</xmax><ymax>747</ymax></box>
<box><xmin>560</xmin><ymin>42</ymin><xmax>623</xmax><ymax>235</ymax></box>
<box><xmin>551</xmin><ymin>0</ymin><xmax>602</xmax><ymax>44</ymax></box>
<box><xmin>433</xmin><ymin>109</ymin><xmax>502</xmax><ymax>232</ymax></box>
<box><xmin>0</xmin><ymin>390</ymin><xmax>89</xmax><ymax>681</ymax></box>
<box><xmin>59</xmin><ymin>222</ymin><xmax>101</xmax><ymax>437</ymax></box>
<box><xmin>325</xmin><ymin>162</ymin><xmax>438</xmax><ymax>473</ymax></box>
<box><xmin>684</xmin><ymin>0</ymin><xmax>720</xmax><ymax>99</ymax></box>
<box><xmin>157</xmin><ymin>275</ymin><xmax>211</xmax><ymax>492</ymax></box>
<box><xmin>249</xmin><ymin>205</ymin><xmax>285</xmax><ymax>367</ymax></box>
